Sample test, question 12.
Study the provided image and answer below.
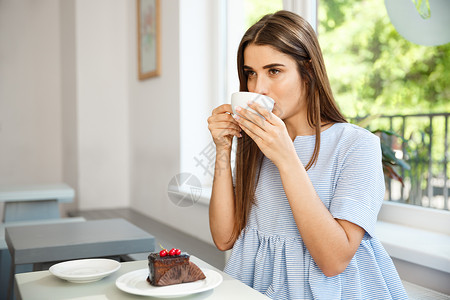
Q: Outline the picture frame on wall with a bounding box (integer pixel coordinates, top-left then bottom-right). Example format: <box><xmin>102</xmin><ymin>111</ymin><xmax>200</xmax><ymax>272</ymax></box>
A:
<box><xmin>137</xmin><ymin>0</ymin><xmax>160</xmax><ymax>79</ymax></box>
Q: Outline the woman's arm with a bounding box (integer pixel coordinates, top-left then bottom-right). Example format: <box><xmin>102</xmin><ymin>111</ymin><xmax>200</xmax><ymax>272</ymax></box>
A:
<box><xmin>209</xmin><ymin>147</ymin><xmax>236</xmax><ymax>251</ymax></box>
<box><xmin>278</xmin><ymin>157</ymin><xmax>365</xmax><ymax>277</ymax></box>
<box><xmin>234</xmin><ymin>104</ymin><xmax>365</xmax><ymax>276</ymax></box>
<box><xmin>207</xmin><ymin>104</ymin><xmax>240</xmax><ymax>251</ymax></box>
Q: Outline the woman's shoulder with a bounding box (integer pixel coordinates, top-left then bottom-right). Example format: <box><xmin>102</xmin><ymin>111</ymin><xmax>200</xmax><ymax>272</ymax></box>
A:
<box><xmin>327</xmin><ymin>122</ymin><xmax>379</xmax><ymax>145</ymax></box>
<box><xmin>322</xmin><ymin>123</ymin><xmax>381</xmax><ymax>157</ymax></box>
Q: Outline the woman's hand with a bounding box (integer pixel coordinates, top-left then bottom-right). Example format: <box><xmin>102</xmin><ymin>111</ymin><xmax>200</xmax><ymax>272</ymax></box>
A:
<box><xmin>208</xmin><ymin>104</ymin><xmax>242</xmax><ymax>151</ymax></box>
<box><xmin>233</xmin><ymin>102</ymin><xmax>296</xmax><ymax>168</ymax></box>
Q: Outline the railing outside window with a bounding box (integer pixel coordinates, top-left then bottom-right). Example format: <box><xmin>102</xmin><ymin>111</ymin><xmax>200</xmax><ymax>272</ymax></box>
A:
<box><xmin>352</xmin><ymin>113</ymin><xmax>449</xmax><ymax>211</ymax></box>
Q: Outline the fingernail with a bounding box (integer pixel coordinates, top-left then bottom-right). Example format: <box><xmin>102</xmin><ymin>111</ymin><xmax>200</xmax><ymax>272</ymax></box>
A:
<box><xmin>233</xmin><ymin>114</ymin><xmax>240</xmax><ymax>120</ymax></box>
<box><xmin>235</xmin><ymin>106</ymin><xmax>241</xmax><ymax>112</ymax></box>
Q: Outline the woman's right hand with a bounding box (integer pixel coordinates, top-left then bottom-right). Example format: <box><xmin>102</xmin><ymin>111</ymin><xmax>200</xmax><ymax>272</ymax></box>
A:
<box><xmin>207</xmin><ymin>104</ymin><xmax>241</xmax><ymax>151</ymax></box>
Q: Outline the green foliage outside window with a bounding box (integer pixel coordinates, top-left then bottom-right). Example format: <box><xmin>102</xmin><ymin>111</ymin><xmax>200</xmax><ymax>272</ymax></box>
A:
<box><xmin>244</xmin><ymin>0</ymin><xmax>283</xmax><ymax>29</ymax></box>
<box><xmin>318</xmin><ymin>0</ymin><xmax>449</xmax><ymax>209</ymax></box>
<box><xmin>318</xmin><ymin>0</ymin><xmax>450</xmax><ymax>118</ymax></box>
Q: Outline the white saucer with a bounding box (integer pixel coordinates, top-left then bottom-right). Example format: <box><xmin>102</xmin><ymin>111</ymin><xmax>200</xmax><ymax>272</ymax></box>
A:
<box><xmin>49</xmin><ymin>258</ymin><xmax>121</xmax><ymax>283</ymax></box>
<box><xmin>115</xmin><ymin>268</ymin><xmax>223</xmax><ymax>298</ymax></box>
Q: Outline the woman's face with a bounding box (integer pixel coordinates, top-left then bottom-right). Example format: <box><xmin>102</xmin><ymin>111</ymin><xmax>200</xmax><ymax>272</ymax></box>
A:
<box><xmin>243</xmin><ymin>43</ymin><xmax>306</xmax><ymax>122</ymax></box>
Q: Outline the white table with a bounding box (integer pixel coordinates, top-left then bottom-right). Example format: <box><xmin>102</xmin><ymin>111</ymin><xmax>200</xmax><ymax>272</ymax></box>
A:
<box><xmin>0</xmin><ymin>183</ymin><xmax>75</xmax><ymax>222</ymax></box>
<box><xmin>14</xmin><ymin>256</ymin><xmax>270</xmax><ymax>300</ymax></box>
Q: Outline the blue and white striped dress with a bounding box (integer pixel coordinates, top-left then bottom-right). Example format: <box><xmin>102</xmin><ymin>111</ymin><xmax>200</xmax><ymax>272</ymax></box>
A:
<box><xmin>224</xmin><ymin>123</ymin><xmax>408</xmax><ymax>300</ymax></box>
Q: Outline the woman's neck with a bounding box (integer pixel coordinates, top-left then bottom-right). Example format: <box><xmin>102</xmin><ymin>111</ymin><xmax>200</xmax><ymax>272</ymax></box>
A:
<box><xmin>285</xmin><ymin>116</ymin><xmax>332</xmax><ymax>140</ymax></box>
<box><xmin>284</xmin><ymin>111</ymin><xmax>314</xmax><ymax>139</ymax></box>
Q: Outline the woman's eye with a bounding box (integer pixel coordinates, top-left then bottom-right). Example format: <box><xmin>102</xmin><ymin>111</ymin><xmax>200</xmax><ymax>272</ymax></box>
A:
<box><xmin>269</xmin><ymin>69</ymin><xmax>280</xmax><ymax>75</ymax></box>
<box><xmin>246</xmin><ymin>70</ymin><xmax>256</xmax><ymax>78</ymax></box>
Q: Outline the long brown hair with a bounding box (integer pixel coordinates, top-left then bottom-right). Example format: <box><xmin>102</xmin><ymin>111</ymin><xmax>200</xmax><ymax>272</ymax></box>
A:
<box><xmin>231</xmin><ymin>11</ymin><xmax>347</xmax><ymax>242</ymax></box>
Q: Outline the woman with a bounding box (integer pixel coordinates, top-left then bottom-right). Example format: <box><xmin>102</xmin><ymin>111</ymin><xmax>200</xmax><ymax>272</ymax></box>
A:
<box><xmin>207</xmin><ymin>10</ymin><xmax>407</xmax><ymax>299</ymax></box>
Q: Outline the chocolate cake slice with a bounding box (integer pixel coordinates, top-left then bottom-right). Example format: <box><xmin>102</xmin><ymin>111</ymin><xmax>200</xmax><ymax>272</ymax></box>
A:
<box><xmin>148</xmin><ymin>252</ymin><xmax>206</xmax><ymax>286</ymax></box>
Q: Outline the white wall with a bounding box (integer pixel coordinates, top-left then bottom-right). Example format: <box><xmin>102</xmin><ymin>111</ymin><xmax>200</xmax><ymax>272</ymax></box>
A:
<box><xmin>0</xmin><ymin>0</ymin><xmax>62</xmax><ymax>184</ymax></box>
<box><xmin>75</xmin><ymin>0</ymin><xmax>130</xmax><ymax>209</ymax></box>
<box><xmin>60</xmin><ymin>0</ymin><xmax>78</xmax><ymax>214</ymax></box>
<box><xmin>128</xmin><ymin>0</ymin><xmax>215</xmax><ymax>245</ymax></box>
<box><xmin>0</xmin><ymin>0</ymin><xmax>131</xmax><ymax>212</ymax></box>
<box><xmin>0</xmin><ymin>0</ymin><xmax>216</xmax><ymax>244</ymax></box>
<box><xmin>127</xmin><ymin>0</ymin><xmax>181</xmax><ymax>225</ymax></box>
<box><xmin>0</xmin><ymin>0</ymin><xmax>63</xmax><ymax>216</ymax></box>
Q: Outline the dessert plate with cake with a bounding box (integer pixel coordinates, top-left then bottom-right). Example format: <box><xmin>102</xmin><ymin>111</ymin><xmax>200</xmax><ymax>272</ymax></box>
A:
<box><xmin>115</xmin><ymin>248</ymin><xmax>223</xmax><ymax>297</ymax></box>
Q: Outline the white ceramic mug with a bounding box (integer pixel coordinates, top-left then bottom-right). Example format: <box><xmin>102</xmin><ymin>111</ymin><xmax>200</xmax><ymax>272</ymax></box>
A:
<box><xmin>231</xmin><ymin>92</ymin><xmax>275</xmax><ymax>118</ymax></box>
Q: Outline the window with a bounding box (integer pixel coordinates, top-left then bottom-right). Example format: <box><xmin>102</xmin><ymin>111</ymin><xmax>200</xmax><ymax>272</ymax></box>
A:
<box><xmin>318</xmin><ymin>0</ymin><xmax>450</xmax><ymax>211</ymax></box>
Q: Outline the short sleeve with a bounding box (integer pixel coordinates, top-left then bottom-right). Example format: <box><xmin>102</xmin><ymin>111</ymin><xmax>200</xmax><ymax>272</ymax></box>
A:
<box><xmin>329</xmin><ymin>133</ymin><xmax>385</xmax><ymax>237</ymax></box>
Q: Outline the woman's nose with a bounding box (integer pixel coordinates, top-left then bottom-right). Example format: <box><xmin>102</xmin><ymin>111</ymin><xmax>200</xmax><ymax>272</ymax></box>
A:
<box><xmin>253</xmin><ymin>76</ymin><xmax>269</xmax><ymax>95</ymax></box>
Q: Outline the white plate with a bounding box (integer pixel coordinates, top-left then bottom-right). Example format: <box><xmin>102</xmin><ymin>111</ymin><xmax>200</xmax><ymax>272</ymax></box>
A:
<box><xmin>49</xmin><ymin>258</ymin><xmax>121</xmax><ymax>283</ymax></box>
<box><xmin>115</xmin><ymin>268</ymin><xmax>223</xmax><ymax>298</ymax></box>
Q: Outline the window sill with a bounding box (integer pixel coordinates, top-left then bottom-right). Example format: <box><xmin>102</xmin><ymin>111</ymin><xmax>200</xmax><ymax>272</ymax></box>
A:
<box><xmin>376</xmin><ymin>201</ymin><xmax>450</xmax><ymax>273</ymax></box>
<box><xmin>378</xmin><ymin>201</ymin><xmax>450</xmax><ymax>235</ymax></box>
<box><xmin>375</xmin><ymin>220</ymin><xmax>450</xmax><ymax>273</ymax></box>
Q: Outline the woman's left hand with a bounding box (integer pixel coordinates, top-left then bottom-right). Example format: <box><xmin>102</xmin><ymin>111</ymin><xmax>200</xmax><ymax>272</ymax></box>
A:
<box><xmin>233</xmin><ymin>102</ymin><xmax>297</xmax><ymax>168</ymax></box>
